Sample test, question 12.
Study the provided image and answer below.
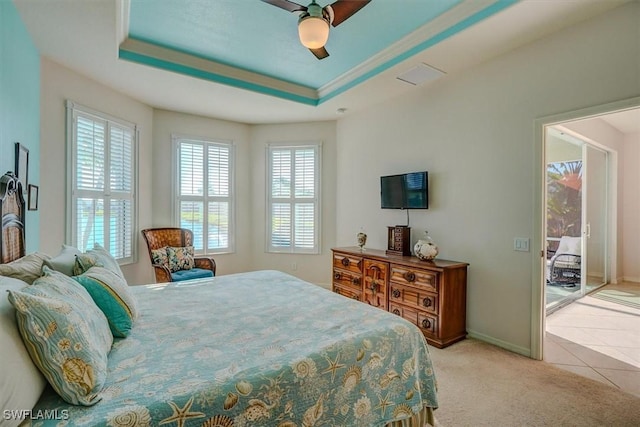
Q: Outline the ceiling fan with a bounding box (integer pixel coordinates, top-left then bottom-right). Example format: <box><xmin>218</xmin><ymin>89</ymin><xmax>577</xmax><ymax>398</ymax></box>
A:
<box><xmin>261</xmin><ymin>0</ymin><xmax>371</xmax><ymax>59</ymax></box>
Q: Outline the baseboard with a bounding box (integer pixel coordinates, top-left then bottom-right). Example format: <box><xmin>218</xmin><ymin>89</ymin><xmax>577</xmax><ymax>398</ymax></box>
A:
<box><xmin>622</xmin><ymin>276</ymin><xmax>640</xmax><ymax>283</ymax></box>
<box><xmin>466</xmin><ymin>329</ymin><xmax>531</xmax><ymax>358</ymax></box>
<box><xmin>315</xmin><ymin>282</ymin><xmax>331</xmax><ymax>290</ymax></box>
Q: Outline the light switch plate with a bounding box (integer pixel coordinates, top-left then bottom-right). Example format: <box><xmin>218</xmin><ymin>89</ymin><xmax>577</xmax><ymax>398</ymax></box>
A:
<box><xmin>514</xmin><ymin>237</ymin><xmax>530</xmax><ymax>252</ymax></box>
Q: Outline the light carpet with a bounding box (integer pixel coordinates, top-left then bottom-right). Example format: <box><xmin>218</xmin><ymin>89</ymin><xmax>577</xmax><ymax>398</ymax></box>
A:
<box><xmin>428</xmin><ymin>338</ymin><xmax>640</xmax><ymax>426</ymax></box>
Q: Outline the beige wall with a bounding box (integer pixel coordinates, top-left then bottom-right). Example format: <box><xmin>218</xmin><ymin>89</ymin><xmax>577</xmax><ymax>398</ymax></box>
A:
<box><xmin>249</xmin><ymin>122</ymin><xmax>337</xmax><ymax>287</ymax></box>
<box><xmin>40</xmin><ymin>59</ymin><xmax>154</xmax><ymax>285</ymax></box>
<box><xmin>546</xmin><ymin>134</ymin><xmax>581</xmax><ymax>163</ymax></box>
<box><xmin>150</xmin><ymin>109</ymin><xmax>252</xmax><ymax>277</ymax></box>
<box><xmin>623</xmin><ymin>131</ymin><xmax>640</xmax><ymax>282</ymax></box>
<box><xmin>334</xmin><ymin>2</ymin><xmax>639</xmax><ymax>355</ymax></box>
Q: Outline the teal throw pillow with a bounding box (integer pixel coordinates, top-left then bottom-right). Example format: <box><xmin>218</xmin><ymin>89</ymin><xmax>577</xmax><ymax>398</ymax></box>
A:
<box><xmin>74</xmin><ymin>266</ymin><xmax>139</xmax><ymax>338</ymax></box>
<box><xmin>7</xmin><ymin>268</ymin><xmax>113</xmax><ymax>406</ymax></box>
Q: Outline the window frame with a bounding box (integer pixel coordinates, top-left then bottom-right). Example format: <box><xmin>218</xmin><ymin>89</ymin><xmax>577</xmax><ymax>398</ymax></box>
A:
<box><xmin>265</xmin><ymin>141</ymin><xmax>322</xmax><ymax>254</ymax></box>
<box><xmin>65</xmin><ymin>100</ymin><xmax>138</xmax><ymax>265</ymax></box>
<box><xmin>172</xmin><ymin>134</ymin><xmax>236</xmax><ymax>255</ymax></box>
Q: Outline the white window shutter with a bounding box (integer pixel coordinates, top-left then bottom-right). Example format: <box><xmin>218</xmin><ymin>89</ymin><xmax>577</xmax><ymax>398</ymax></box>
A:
<box><xmin>69</xmin><ymin>105</ymin><xmax>137</xmax><ymax>263</ymax></box>
<box><xmin>267</xmin><ymin>144</ymin><xmax>321</xmax><ymax>254</ymax></box>
<box><xmin>175</xmin><ymin>138</ymin><xmax>234</xmax><ymax>253</ymax></box>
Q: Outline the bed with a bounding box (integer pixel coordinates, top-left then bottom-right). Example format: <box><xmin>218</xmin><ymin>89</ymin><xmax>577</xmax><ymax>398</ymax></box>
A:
<box><xmin>0</xmin><ymin>177</ymin><xmax>438</xmax><ymax>427</ymax></box>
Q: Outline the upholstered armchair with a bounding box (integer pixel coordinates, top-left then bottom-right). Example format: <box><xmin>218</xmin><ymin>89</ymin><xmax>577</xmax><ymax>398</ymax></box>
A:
<box><xmin>141</xmin><ymin>228</ymin><xmax>216</xmax><ymax>283</ymax></box>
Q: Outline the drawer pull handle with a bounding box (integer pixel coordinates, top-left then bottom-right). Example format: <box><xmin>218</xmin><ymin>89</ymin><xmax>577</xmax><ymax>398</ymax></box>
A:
<box><xmin>422</xmin><ymin>298</ymin><xmax>432</xmax><ymax>307</ymax></box>
<box><xmin>352</xmin><ymin>277</ymin><xmax>360</xmax><ymax>285</ymax></box>
<box><xmin>392</xmin><ymin>289</ymin><xmax>401</xmax><ymax>298</ymax></box>
<box><xmin>352</xmin><ymin>295</ymin><xmax>359</xmax><ymax>300</ymax></box>
<box><xmin>421</xmin><ymin>319</ymin><xmax>431</xmax><ymax>329</ymax></box>
<box><xmin>341</xmin><ymin>258</ymin><xmax>350</xmax><ymax>267</ymax></box>
<box><xmin>369</xmin><ymin>282</ymin><xmax>378</xmax><ymax>294</ymax></box>
<box><xmin>404</xmin><ymin>272</ymin><xmax>416</xmax><ymax>282</ymax></box>
<box><xmin>334</xmin><ymin>272</ymin><xmax>341</xmax><ymax>280</ymax></box>
<box><xmin>392</xmin><ymin>309</ymin><xmax>401</xmax><ymax>316</ymax></box>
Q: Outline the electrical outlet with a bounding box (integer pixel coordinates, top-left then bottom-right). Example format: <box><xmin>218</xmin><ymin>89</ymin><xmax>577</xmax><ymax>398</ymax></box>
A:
<box><xmin>291</xmin><ymin>262</ymin><xmax>297</xmax><ymax>271</ymax></box>
<box><xmin>514</xmin><ymin>238</ymin><xmax>530</xmax><ymax>252</ymax></box>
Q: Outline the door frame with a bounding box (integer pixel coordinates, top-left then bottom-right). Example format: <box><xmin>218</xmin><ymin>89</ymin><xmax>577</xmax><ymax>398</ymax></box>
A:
<box><xmin>530</xmin><ymin>96</ymin><xmax>639</xmax><ymax>360</ymax></box>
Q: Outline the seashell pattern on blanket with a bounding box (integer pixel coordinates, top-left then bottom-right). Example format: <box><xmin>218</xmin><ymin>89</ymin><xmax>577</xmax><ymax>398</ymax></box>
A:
<box><xmin>29</xmin><ymin>270</ymin><xmax>437</xmax><ymax>426</ymax></box>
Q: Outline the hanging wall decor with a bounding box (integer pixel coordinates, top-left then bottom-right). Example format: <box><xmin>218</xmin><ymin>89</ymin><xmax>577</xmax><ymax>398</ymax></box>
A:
<box><xmin>14</xmin><ymin>142</ymin><xmax>29</xmax><ymax>191</ymax></box>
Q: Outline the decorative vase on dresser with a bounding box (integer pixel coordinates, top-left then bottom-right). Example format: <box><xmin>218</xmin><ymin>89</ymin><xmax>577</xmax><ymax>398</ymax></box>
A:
<box><xmin>414</xmin><ymin>231</ymin><xmax>439</xmax><ymax>261</ymax></box>
<box><xmin>332</xmin><ymin>246</ymin><xmax>468</xmax><ymax>349</ymax></box>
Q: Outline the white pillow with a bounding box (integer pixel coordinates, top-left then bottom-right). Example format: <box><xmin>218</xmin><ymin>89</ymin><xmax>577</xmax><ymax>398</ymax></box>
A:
<box><xmin>0</xmin><ymin>252</ymin><xmax>50</xmax><ymax>284</ymax></box>
<box><xmin>42</xmin><ymin>244</ymin><xmax>81</xmax><ymax>276</ymax></box>
<box><xmin>557</xmin><ymin>236</ymin><xmax>581</xmax><ymax>256</ymax></box>
<box><xmin>0</xmin><ymin>276</ymin><xmax>47</xmax><ymax>427</ymax></box>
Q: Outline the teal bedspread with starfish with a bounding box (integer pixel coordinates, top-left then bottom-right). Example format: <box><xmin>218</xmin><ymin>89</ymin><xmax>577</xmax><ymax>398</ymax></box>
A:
<box><xmin>32</xmin><ymin>270</ymin><xmax>438</xmax><ymax>426</ymax></box>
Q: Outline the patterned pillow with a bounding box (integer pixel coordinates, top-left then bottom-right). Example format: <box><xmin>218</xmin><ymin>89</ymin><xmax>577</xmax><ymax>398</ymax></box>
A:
<box><xmin>1</xmin><ymin>276</ymin><xmax>47</xmax><ymax>423</ymax></box>
<box><xmin>166</xmin><ymin>246</ymin><xmax>195</xmax><ymax>272</ymax></box>
<box><xmin>151</xmin><ymin>247</ymin><xmax>169</xmax><ymax>269</ymax></box>
<box><xmin>73</xmin><ymin>253</ymin><xmax>100</xmax><ymax>276</ymax></box>
<box><xmin>74</xmin><ymin>266</ymin><xmax>139</xmax><ymax>338</ymax></box>
<box><xmin>0</xmin><ymin>252</ymin><xmax>50</xmax><ymax>284</ymax></box>
<box><xmin>7</xmin><ymin>268</ymin><xmax>113</xmax><ymax>406</ymax></box>
<box><xmin>73</xmin><ymin>244</ymin><xmax>126</xmax><ymax>281</ymax></box>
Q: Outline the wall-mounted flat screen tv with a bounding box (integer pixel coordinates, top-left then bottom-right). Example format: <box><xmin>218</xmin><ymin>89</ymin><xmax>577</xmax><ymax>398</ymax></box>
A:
<box><xmin>380</xmin><ymin>171</ymin><xmax>429</xmax><ymax>209</ymax></box>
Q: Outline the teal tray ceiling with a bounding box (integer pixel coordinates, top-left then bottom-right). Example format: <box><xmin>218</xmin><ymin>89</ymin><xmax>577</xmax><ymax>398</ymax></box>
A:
<box><xmin>120</xmin><ymin>0</ymin><xmax>518</xmax><ymax>105</ymax></box>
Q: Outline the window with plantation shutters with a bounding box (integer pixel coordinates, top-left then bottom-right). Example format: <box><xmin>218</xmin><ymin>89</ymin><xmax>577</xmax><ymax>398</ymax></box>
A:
<box><xmin>174</xmin><ymin>136</ymin><xmax>234</xmax><ymax>253</ymax></box>
<box><xmin>267</xmin><ymin>143</ymin><xmax>321</xmax><ymax>254</ymax></box>
<box><xmin>66</xmin><ymin>101</ymin><xmax>137</xmax><ymax>263</ymax></box>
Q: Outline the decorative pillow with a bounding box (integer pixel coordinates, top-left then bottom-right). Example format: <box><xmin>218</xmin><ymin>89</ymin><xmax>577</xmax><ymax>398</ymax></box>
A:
<box><xmin>73</xmin><ymin>253</ymin><xmax>101</xmax><ymax>276</ymax></box>
<box><xmin>166</xmin><ymin>246</ymin><xmax>195</xmax><ymax>272</ymax></box>
<box><xmin>0</xmin><ymin>252</ymin><xmax>51</xmax><ymax>284</ymax></box>
<box><xmin>151</xmin><ymin>246</ymin><xmax>169</xmax><ymax>268</ymax></box>
<box><xmin>74</xmin><ymin>266</ymin><xmax>139</xmax><ymax>338</ymax></box>
<box><xmin>78</xmin><ymin>243</ymin><xmax>126</xmax><ymax>280</ymax></box>
<box><xmin>557</xmin><ymin>236</ymin><xmax>581</xmax><ymax>256</ymax></box>
<box><xmin>43</xmin><ymin>245</ymin><xmax>82</xmax><ymax>276</ymax></box>
<box><xmin>7</xmin><ymin>268</ymin><xmax>113</xmax><ymax>406</ymax></box>
<box><xmin>1</xmin><ymin>276</ymin><xmax>47</xmax><ymax>426</ymax></box>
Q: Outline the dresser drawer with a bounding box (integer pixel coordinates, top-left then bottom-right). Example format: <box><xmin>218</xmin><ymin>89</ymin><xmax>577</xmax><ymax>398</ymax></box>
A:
<box><xmin>333</xmin><ymin>269</ymin><xmax>361</xmax><ymax>290</ymax></box>
<box><xmin>390</xmin><ymin>265</ymin><xmax>438</xmax><ymax>292</ymax></box>
<box><xmin>333</xmin><ymin>284</ymin><xmax>361</xmax><ymax>301</ymax></box>
<box><xmin>363</xmin><ymin>259</ymin><xmax>389</xmax><ymax>310</ymax></box>
<box><xmin>389</xmin><ymin>303</ymin><xmax>438</xmax><ymax>338</ymax></box>
<box><xmin>333</xmin><ymin>252</ymin><xmax>363</xmax><ymax>274</ymax></box>
<box><xmin>389</xmin><ymin>283</ymin><xmax>438</xmax><ymax>315</ymax></box>
<box><xmin>417</xmin><ymin>312</ymin><xmax>438</xmax><ymax>336</ymax></box>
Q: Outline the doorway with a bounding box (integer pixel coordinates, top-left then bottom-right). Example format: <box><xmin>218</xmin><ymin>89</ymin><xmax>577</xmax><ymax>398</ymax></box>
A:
<box><xmin>531</xmin><ymin>96</ymin><xmax>640</xmax><ymax>362</ymax></box>
<box><xmin>544</xmin><ymin>129</ymin><xmax>609</xmax><ymax>314</ymax></box>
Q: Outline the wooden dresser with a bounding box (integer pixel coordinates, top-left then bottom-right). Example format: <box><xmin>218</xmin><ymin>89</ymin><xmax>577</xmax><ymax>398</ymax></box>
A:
<box><xmin>332</xmin><ymin>247</ymin><xmax>468</xmax><ymax>348</ymax></box>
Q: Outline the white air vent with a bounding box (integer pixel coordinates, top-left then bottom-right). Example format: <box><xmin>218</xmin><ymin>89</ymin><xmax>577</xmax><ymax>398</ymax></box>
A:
<box><xmin>396</xmin><ymin>63</ymin><xmax>445</xmax><ymax>86</ymax></box>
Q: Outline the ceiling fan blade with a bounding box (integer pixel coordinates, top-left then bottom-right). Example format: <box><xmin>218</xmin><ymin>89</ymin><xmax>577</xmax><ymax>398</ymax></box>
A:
<box><xmin>328</xmin><ymin>0</ymin><xmax>370</xmax><ymax>27</ymax></box>
<box><xmin>310</xmin><ymin>46</ymin><xmax>330</xmax><ymax>60</ymax></box>
<box><xmin>261</xmin><ymin>0</ymin><xmax>307</xmax><ymax>13</ymax></box>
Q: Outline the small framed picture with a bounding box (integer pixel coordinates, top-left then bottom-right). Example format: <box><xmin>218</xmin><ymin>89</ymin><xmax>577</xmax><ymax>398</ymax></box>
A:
<box><xmin>28</xmin><ymin>184</ymin><xmax>39</xmax><ymax>211</ymax></box>
<box><xmin>15</xmin><ymin>142</ymin><xmax>29</xmax><ymax>190</ymax></box>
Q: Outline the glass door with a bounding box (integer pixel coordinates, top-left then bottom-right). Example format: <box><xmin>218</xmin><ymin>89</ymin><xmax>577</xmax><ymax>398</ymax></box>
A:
<box><xmin>583</xmin><ymin>144</ymin><xmax>608</xmax><ymax>293</ymax></box>
<box><xmin>545</xmin><ymin>129</ymin><xmax>583</xmax><ymax>312</ymax></box>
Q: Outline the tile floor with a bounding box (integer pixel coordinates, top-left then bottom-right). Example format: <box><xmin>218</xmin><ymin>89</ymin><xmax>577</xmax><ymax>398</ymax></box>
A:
<box><xmin>544</xmin><ymin>281</ymin><xmax>640</xmax><ymax>397</ymax></box>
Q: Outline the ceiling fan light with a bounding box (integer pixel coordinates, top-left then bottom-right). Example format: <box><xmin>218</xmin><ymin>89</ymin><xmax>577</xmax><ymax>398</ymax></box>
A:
<box><xmin>298</xmin><ymin>15</ymin><xmax>329</xmax><ymax>49</ymax></box>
